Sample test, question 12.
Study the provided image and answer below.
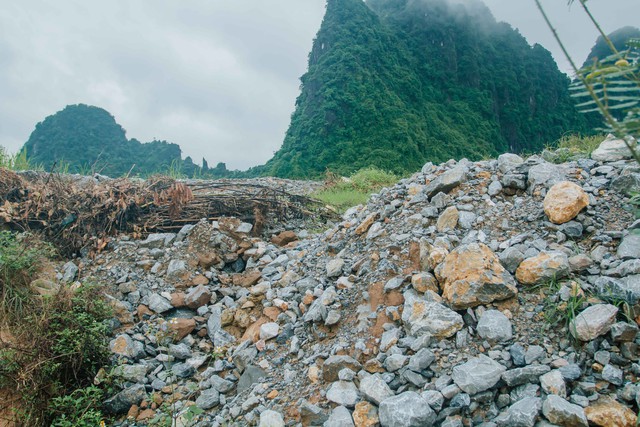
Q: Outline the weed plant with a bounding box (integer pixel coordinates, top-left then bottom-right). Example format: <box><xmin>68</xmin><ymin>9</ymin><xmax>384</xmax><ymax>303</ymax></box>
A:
<box><xmin>0</xmin><ymin>231</ymin><xmax>112</xmax><ymax>426</ymax></box>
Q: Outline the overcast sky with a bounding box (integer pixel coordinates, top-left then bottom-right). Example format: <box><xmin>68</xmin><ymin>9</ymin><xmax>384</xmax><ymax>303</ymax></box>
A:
<box><xmin>1</xmin><ymin>0</ymin><xmax>638</xmax><ymax>170</ymax></box>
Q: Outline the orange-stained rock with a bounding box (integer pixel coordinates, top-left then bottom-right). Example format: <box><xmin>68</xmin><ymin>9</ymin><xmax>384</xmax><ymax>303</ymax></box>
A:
<box><xmin>585</xmin><ymin>397</ymin><xmax>637</xmax><ymax>427</ymax></box>
<box><xmin>267</xmin><ymin>390</ymin><xmax>279</xmax><ymax>400</ymax></box>
<box><xmin>271</xmin><ymin>230</ymin><xmax>298</xmax><ymax>246</ymax></box>
<box><xmin>170</xmin><ymin>292</ymin><xmax>186</xmax><ymax>308</ymax></box>
<box><xmin>136</xmin><ymin>409</ymin><xmax>155</xmax><ymax>422</ymax></box>
<box><xmin>191</xmin><ymin>274</ymin><xmax>209</xmax><ymax>286</ymax></box>
<box><xmin>515</xmin><ymin>251</ymin><xmax>570</xmax><ymax>285</ymax></box>
<box><xmin>308</xmin><ymin>365</ymin><xmax>320</xmax><ymax>383</ymax></box>
<box><xmin>437</xmin><ymin>206</ymin><xmax>459</xmax><ymax>232</ymax></box>
<box><xmin>353</xmin><ymin>401</ymin><xmax>379</xmax><ymax>427</ymax></box>
<box><xmin>196</xmin><ymin>252</ymin><xmax>220</xmax><ymax>269</ymax></box>
<box><xmin>127</xmin><ymin>404</ymin><xmax>140</xmax><ymax>420</ymax></box>
<box><xmin>137</xmin><ymin>304</ymin><xmax>153</xmax><ymax>319</ymax></box>
<box><xmin>241</xmin><ymin>316</ymin><xmax>270</xmax><ymax>342</ymax></box>
<box><xmin>263</xmin><ymin>306</ymin><xmax>281</xmax><ymax>321</ymax></box>
<box><xmin>419</xmin><ymin>240</ymin><xmax>449</xmax><ymax>271</ymax></box>
<box><xmin>355</xmin><ymin>213</ymin><xmax>379</xmax><ymax>235</ymax></box>
<box><xmin>167</xmin><ymin>318</ymin><xmax>196</xmax><ymax>341</ymax></box>
<box><xmin>363</xmin><ymin>359</ymin><xmax>386</xmax><ymax>373</ymax></box>
<box><xmin>110</xmin><ymin>298</ymin><xmax>134</xmax><ymax>324</ymax></box>
<box><xmin>411</xmin><ymin>272</ymin><xmax>439</xmax><ymax>294</ymax></box>
<box><xmin>435</xmin><ymin>243</ymin><xmax>517</xmax><ymax>309</ymax></box>
<box><xmin>543</xmin><ymin>181</ymin><xmax>589</xmax><ymax>224</ymax></box>
<box><xmin>233</xmin><ymin>270</ymin><xmax>262</xmax><ymax>288</ymax></box>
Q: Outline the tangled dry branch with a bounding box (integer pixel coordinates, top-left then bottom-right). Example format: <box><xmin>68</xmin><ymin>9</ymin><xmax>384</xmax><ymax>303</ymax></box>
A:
<box><xmin>0</xmin><ymin>169</ymin><xmax>335</xmax><ymax>256</ymax></box>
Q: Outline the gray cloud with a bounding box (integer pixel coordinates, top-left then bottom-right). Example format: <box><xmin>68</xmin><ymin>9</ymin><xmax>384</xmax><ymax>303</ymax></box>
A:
<box><xmin>1</xmin><ymin>0</ymin><xmax>637</xmax><ymax>170</ymax></box>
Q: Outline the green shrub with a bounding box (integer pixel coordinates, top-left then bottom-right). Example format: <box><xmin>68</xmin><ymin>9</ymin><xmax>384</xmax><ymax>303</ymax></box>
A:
<box><xmin>0</xmin><ymin>231</ymin><xmax>112</xmax><ymax>426</ymax></box>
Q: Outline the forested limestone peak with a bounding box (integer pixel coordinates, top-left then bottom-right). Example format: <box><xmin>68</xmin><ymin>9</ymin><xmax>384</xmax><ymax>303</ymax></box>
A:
<box><xmin>263</xmin><ymin>0</ymin><xmax>591</xmax><ymax>178</ymax></box>
<box><xmin>582</xmin><ymin>26</ymin><xmax>640</xmax><ymax>68</ymax></box>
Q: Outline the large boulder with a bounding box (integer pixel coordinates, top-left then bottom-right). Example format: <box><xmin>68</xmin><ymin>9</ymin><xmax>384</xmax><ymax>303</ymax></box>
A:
<box><xmin>543</xmin><ymin>181</ymin><xmax>589</xmax><ymax>224</ymax></box>
<box><xmin>435</xmin><ymin>243</ymin><xmax>517</xmax><ymax>309</ymax></box>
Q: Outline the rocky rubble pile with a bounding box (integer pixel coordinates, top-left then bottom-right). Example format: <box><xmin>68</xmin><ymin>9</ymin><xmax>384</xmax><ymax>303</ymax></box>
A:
<box><xmin>64</xmin><ymin>135</ymin><xmax>640</xmax><ymax>426</ymax></box>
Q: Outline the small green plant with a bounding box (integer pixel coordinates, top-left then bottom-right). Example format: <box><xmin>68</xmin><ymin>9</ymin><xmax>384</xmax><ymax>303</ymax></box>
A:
<box><xmin>0</xmin><ymin>231</ymin><xmax>54</xmax><ymax>320</ymax></box>
<box><xmin>164</xmin><ymin>159</ymin><xmax>186</xmax><ymax>179</ymax></box>
<box><xmin>540</xmin><ymin>279</ymin><xmax>587</xmax><ymax>338</ymax></box>
<box><xmin>48</xmin><ymin>386</ymin><xmax>105</xmax><ymax>427</ymax></box>
<box><xmin>0</xmin><ymin>147</ymin><xmax>37</xmax><ymax>171</ymax></box>
<box><xmin>312</xmin><ymin>167</ymin><xmax>399</xmax><ymax>213</ymax></box>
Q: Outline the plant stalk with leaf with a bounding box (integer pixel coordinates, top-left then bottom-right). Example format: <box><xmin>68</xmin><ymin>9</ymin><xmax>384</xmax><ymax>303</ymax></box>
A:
<box><xmin>534</xmin><ymin>0</ymin><xmax>640</xmax><ymax>164</ymax></box>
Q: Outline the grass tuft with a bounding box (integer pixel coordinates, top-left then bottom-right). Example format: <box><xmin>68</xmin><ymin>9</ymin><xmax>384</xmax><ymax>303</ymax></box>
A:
<box><xmin>312</xmin><ymin>167</ymin><xmax>399</xmax><ymax>213</ymax></box>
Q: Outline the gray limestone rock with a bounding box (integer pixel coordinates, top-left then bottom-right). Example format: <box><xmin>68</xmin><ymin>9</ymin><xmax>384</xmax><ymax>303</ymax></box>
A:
<box><xmin>208</xmin><ymin>305</ymin><xmax>236</xmax><ymax>347</ymax></box>
<box><xmin>488</xmin><ymin>180</ymin><xmax>503</xmax><ymax>196</ymax></box>
<box><xmin>452</xmin><ymin>355</ymin><xmax>507</xmax><ymax>395</ymax></box>
<box><xmin>502</xmin><ymin>365</ymin><xmax>551</xmax><ymax>387</ymax></box>
<box><xmin>540</xmin><ymin>370</ymin><xmax>566</xmax><ymax>398</ymax></box>
<box><xmin>498</xmin><ymin>153</ymin><xmax>524</xmax><ymax>174</ymax></box>
<box><xmin>384</xmin><ymin>354</ymin><xmax>408</xmax><ymax>372</ymax></box>
<box><xmin>569</xmin><ymin>304</ymin><xmax>618</xmax><ymax>341</ymax></box>
<box><xmin>379</xmin><ymin>391</ymin><xmax>436</xmax><ymax>427</ymax></box>
<box><xmin>196</xmin><ymin>388</ymin><xmax>220</xmax><ymax>410</ymax></box>
<box><xmin>618</xmin><ymin>233</ymin><xmax>640</xmax><ymax>259</ymax></box>
<box><xmin>140</xmin><ymin>233</ymin><xmax>176</xmax><ymax>248</ymax></box>
<box><xmin>259</xmin><ymin>410</ymin><xmax>285</xmax><ymax>427</ymax></box>
<box><xmin>500</xmin><ymin>247</ymin><xmax>525</xmax><ymax>274</ymax></box>
<box><xmin>610</xmin><ymin>322</ymin><xmax>639</xmax><ymax>342</ymax></box>
<box><xmin>542</xmin><ymin>395</ymin><xmax>587</xmax><ymax>427</ymax></box>
<box><xmin>104</xmin><ymin>384</ymin><xmax>146</xmax><ymax>414</ymax></box>
<box><xmin>237</xmin><ymin>365</ymin><xmax>266</xmax><ymax>394</ymax></box>
<box><xmin>408</xmin><ymin>348</ymin><xmax>435</xmax><ymax>372</ymax></box>
<box><xmin>148</xmin><ymin>293</ymin><xmax>173</xmax><ymax>313</ymax></box>
<box><xmin>323</xmin><ymin>355</ymin><xmax>362</xmax><ymax>382</ymax></box>
<box><xmin>477</xmin><ymin>310</ymin><xmax>513</xmax><ymax>343</ymax></box>
<box><xmin>402</xmin><ymin>290</ymin><xmax>463</xmax><ymax>338</ymax></box>
<box><xmin>326</xmin><ymin>381</ymin><xmax>359</xmax><ymax>408</ymax></box>
<box><xmin>324</xmin><ymin>406</ymin><xmax>354</xmax><ymax>427</ymax></box>
<box><xmin>497</xmin><ymin>397</ymin><xmax>542</xmax><ymax>427</ymax></box>
<box><xmin>602</xmin><ymin>364</ymin><xmax>623</xmax><ymax>386</ymax></box>
<box><xmin>360</xmin><ymin>373</ymin><xmax>394</xmax><ymax>405</ymax></box>
<box><xmin>421</xmin><ymin>390</ymin><xmax>444</xmax><ymax>412</ymax></box>
<box><xmin>527</xmin><ymin>163</ymin><xmax>565</xmax><ymax>190</ymax></box>
<box><xmin>425</xmin><ymin>167</ymin><xmax>467</xmax><ymax>198</ymax></box>
<box><xmin>591</xmin><ymin>134</ymin><xmax>639</xmax><ymax>162</ymax></box>
<box><xmin>61</xmin><ymin>261</ymin><xmax>79</xmax><ymax>283</ymax></box>
<box><xmin>166</xmin><ymin>259</ymin><xmax>187</xmax><ymax>278</ymax></box>
<box><xmin>326</xmin><ymin>258</ymin><xmax>345</xmax><ymax>278</ymax></box>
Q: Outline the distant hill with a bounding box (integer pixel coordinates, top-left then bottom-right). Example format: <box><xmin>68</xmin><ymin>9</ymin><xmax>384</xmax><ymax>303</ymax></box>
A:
<box><xmin>582</xmin><ymin>26</ymin><xmax>640</xmax><ymax>68</ymax></box>
<box><xmin>21</xmin><ymin>104</ymin><xmax>235</xmax><ymax>178</ymax></box>
<box><xmin>262</xmin><ymin>0</ymin><xmax>592</xmax><ymax>178</ymax></box>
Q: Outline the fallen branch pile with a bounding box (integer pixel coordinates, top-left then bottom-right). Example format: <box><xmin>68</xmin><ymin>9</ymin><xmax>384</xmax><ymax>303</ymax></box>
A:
<box><xmin>0</xmin><ymin>169</ymin><xmax>335</xmax><ymax>256</ymax></box>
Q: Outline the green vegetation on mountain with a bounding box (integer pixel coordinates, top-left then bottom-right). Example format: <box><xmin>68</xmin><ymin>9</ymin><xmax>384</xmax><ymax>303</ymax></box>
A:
<box><xmin>263</xmin><ymin>0</ymin><xmax>591</xmax><ymax>178</ymax></box>
<box><xmin>20</xmin><ymin>104</ymin><xmax>239</xmax><ymax>178</ymax></box>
